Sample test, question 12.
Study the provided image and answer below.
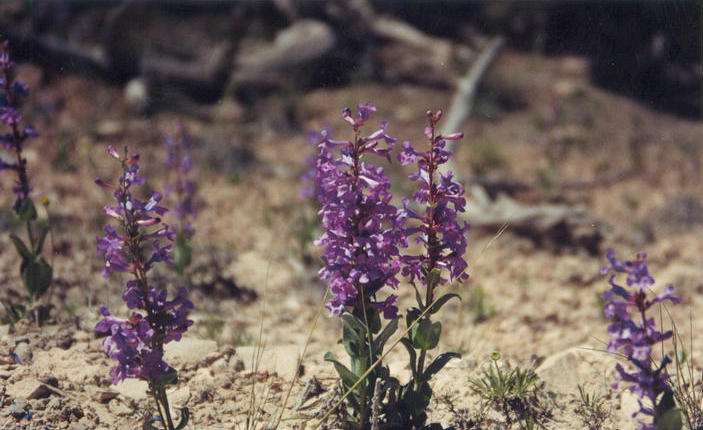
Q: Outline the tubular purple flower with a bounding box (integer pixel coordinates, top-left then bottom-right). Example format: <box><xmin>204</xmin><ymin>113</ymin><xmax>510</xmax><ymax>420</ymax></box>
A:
<box><xmin>107</xmin><ymin>145</ymin><xmax>120</xmax><ymax>159</ymax></box>
<box><xmin>95</xmin><ymin>146</ymin><xmax>193</xmax><ymax>388</ymax></box>
<box><xmin>0</xmin><ymin>40</ymin><xmax>36</xmax><ymax>204</ymax></box>
<box><xmin>163</xmin><ymin>126</ymin><xmax>197</xmax><ymax>239</ymax></box>
<box><xmin>399</xmin><ymin>111</ymin><xmax>469</xmax><ymax>291</ymax></box>
<box><xmin>315</xmin><ymin>103</ymin><xmax>403</xmax><ymax>319</ymax></box>
<box><xmin>601</xmin><ymin>249</ymin><xmax>679</xmax><ymax>429</ymax></box>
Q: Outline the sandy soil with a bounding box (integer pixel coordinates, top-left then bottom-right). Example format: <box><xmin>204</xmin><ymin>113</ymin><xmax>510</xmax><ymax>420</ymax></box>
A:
<box><xmin>0</xmin><ymin>50</ymin><xmax>702</xmax><ymax>429</ymax></box>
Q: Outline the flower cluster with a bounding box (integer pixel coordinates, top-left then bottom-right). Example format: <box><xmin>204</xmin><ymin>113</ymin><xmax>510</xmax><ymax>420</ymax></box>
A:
<box><xmin>398</xmin><ymin>110</ymin><xmax>469</xmax><ymax>288</ymax></box>
<box><xmin>601</xmin><ymin>249</ymin><xmax>678</xmax><ymax>430</ymax></box>
<box><xmin>0</xmin><ymin>40</ymin><xmax>37</xmax><ymax>205</ymax></box>
<box><xmin>95</xmin><ymin>146</ymin><xmax>193</xmax><ymax>386</ymax></box>
<box><xmin>163</xmin><ymin>125</ymin><xmax>197</xmax><ymax>238</ymax></box>
<box><xmin>315</xmin><ymin>103</ymin><xmax>403</xmax><ymax>318</ymax></box>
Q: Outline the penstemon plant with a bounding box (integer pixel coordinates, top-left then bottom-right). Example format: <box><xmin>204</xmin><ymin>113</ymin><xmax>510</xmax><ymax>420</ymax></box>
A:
<box><xmin>163</xmin><ymin>125</ymin><xmax>197</xmax><ymax>275</ymax></box>
<box><xmin>315</xmin><ymin>104</ymin><xmax>403</xmax><ymax>429</ymax></box>
<box><xmin>94</xmin><ymin>146</ymin><xmax>193</xmax><ymax>430</ymax></box>
<box><xmin>0</xmin><ymin>39</ymin><xmax>52</xmax><ymax>321</ymax></box>
<box><xmin>392</xmin><ymin>110</ymin><xmax>468</xmax><ymax>428</ymax></box>
<box><xmin>601</xmin><ymin>249</ymin><xmax>681</xmax><ymax>430</ymax></box>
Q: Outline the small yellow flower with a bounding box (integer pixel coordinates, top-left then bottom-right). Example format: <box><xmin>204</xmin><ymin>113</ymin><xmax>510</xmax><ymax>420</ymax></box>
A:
<box><xmin>40</xmin><ymin>197</ymin><xmax>49</xmax><ymax>207</ymax></box>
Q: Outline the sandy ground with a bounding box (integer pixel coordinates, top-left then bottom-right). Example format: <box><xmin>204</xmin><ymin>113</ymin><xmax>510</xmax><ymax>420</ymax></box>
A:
<box><xmin>0</xmin><ymin>50</ymin><xmax>702</xmax><ymax>429</ymax></box>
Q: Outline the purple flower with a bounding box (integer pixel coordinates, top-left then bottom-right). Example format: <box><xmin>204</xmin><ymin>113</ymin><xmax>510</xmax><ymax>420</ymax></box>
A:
<box><xmin>315</xmin><ymin>104</ymin><xmax>403</xmax><ymax>318</ymax></box>
<box><xmin>0</xmin><ymin>39</ymin><xmax>36</xmax><ymax>203</ymax></box>
<box><xmin>163</xmin><ymin>126</ymin><xmax>197</xmax><ymax>239</ymax></box>
<box><xmin>95</xmin><ymin>147</ymin><xmax>193</xmax><ymax>387</ymax></box>
<box><xmin>399</xmin><ymin>110</ymin><xmax>469</xmax><ymax>290</ymax></box>
<box><xmin>601</xmin><ymin>249</ymin><xmax>679</xmax><ymax>429</ymax></box>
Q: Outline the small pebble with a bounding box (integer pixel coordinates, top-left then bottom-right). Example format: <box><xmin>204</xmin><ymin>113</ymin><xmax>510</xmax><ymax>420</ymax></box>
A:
<box><xmin>9</xmin><ymin>399</ymin><xmax>27</xmax><ymax>419</ymax></box>
<box><xmin>13</xmin><ymin>343</ymin><xmax>31</xmax><ymax>363</ymax></box>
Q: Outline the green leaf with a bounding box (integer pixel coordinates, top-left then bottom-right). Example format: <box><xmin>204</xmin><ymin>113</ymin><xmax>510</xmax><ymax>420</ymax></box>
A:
<box><xmin>342</xmin><ymin>312</ymin><xmax>368</xmax><ymax>334</ymax></box>
<box><xmin>422</xmin><ymin>352</ymin><xmax>461</xmax><ymax>380</ymax></box>
<box><xmin>21</xmin><ymin>257</ymin><xmax>52</xmax><ymax>299</ymax></box>
<box><xmin>368</xmin><ymin>307</ymin><xmax>381</xmax><ymax>334</ymax></box>
<box><xmin>655</xmin><ymin>392</ymin><xmax>681</xmax><ymax>430</ymax></box>
<box><xmin>425</xmin><ymin>268</ymin><xmax>442</xmax><ymax>289</ymax></box>
<box><xmin>399</xmin><ymin>337</ymin><xmax>417</xmax><ymax>379</ymax></box>
<box><xmin>324</xmin><ymin>352</ymin><xmax>360</xmax><ymax>390</ymax></box>
<box><xmin>655</xmin><ymin>408</ymin><xmax>682</xmax><ymax>430</ymax></box>
<box><xmin>10</xmin><ymin>234</ymin><xmax>33</xmax><ymax>261</ymax></box>
<box><xmin>173</xmin><ymin>236</ymin><xmax>192</xmax><ymax>274</ymax></box>
<box><xmin>428</xmin><ymin>293</ymin><xmax>460</xmax><ymax>315</ymax></box>
<box><xmin>406</xmin><ymin>307</ymin><xmax>422</xmax><ymax>329</ymax></box>
<box><xmin>35</xmin><ymin>224</ymin><xmax>50</xmax><ymax>255</ymax></box>
<box><xmin>175</xmin><ymin>407</ymin><xmax>190</xmax><ymax>430</ymax></box>
<box><xmin>14</xmin><ymin>198</ymin><xmax>37</xmax><ymax>221</ymax></box>
<box><xmin>341</xmin><ymin>314</ymin><xmax>365</xmax><ymax>358</ymax></box>
<box><xmin>411</xmin><ymin>318</ymin><xmax>441</xmax><ymax>350</ymax></box>
<box><xmin>373</xmin><ymin>317</ymin><xmax>398</xmax><ymax>352</ymax></box>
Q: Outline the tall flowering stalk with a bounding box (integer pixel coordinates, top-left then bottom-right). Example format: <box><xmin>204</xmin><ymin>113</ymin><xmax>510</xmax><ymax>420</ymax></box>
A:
<box><xmin>0</xmin><ymin>39</ymin><xmax>52</xmax><ymax>317</ymax></box>
<box><xmin>163</xmin><ymin>125</ymin><xmax>197</xmax><ymax>275</ymax></box>
<box><xmin>392</xmin><ymin>110</ymin><xmax>468</xmax><ymax>427</ymax></box>
<box><xmin>601</xmin><ymin>249</ymin><xmax>680</xmax><ymax>430</ymax></box>
<box><xmin>315</xmin><ymin>103</ymin><xmax>403</xmax><ymax>429</ymax></box>
<box><xmin>95</xmin><ymin>146</ymin><xmax>192</xmax><ymax>430</ymax></box>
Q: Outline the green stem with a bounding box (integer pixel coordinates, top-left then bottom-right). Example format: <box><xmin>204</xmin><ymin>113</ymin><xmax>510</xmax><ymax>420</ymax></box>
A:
<box><xmin>159</xmin><ymin>387</ymin><xmax>176</xmax><ymax>430</ymax></box>
<box><xmin>359</xmin><ymin>294</ymin><xmax>375</xmax><ymax>430</ymax></box>
<box><xmin>151</xmin><ymin>387</ymin><xmax>167</xmax><ymax>429</ymax></box>
<box><xmin>26</xmin><ymin>221</ymin><xmax>34</xmax><ymax>251</ymax></box>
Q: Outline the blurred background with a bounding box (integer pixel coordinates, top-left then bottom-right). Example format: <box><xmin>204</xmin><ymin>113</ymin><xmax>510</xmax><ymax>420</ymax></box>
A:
<box><xmin>0</xmin><ymin>1</ymin><xmax>702</xmax><ymax>427</ymax></box>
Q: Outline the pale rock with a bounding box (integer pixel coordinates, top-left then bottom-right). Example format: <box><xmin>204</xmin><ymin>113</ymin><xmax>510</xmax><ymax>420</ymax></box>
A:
<box><xmin>211</xmin><ymin>357</ymin><xmax>229</xmax><ymax>373</ymax></box>
<box><xmin>7</xmin><ymin>377</ymin><xmax>43</xmax><ymax>399</ymax></box>
<box><xmin>32</xmin><ymin>348</ymin><xmax>103</xmax><ymax>384</ymax></box>
<box><xmin>124</xmin><ymin>78</ymin><xmax>150</xmax><ymax>114</ymax></box>
<box><xmin>9</xmin><ymin>399</ymin><xmax>27</xmax><ymax>418</ymax></box>
<box><xmin>164</xmin><ymin>337</ymin><xmax>218</xmax><ymax>368</ymax></box>
<box><xmin>167</xmin><ymin>385</ymin><xmax>191</xmax><ymax>409</ymax></box>
<box><xmin>108</xmin><ymin>399</ymin><xmax>133</xmax><ymax>416</ymax></box>
<box><xmin>236</xmin><ymin>344</ymin><xmax>300</xmax><ymax>378</ymax></box>
<box><xmin>91</xmin><ymin>403</ymin><xmax>112</xmax><ymax>426</ymax></box>
<box><xmin>536</xmin><ymin>346</ymin><xmax>616</xmax><ymax>396</ymax></box>
<box><xmin>113</xmin><ymin>378</ymin><xmax>148</xmax><ymax>401</ymax></box>
<box><xmin>73</xmin><ymin>330</ymin><xmax>91</xmax><ymax>343</ymax></box>
<box><xmin>13</xmin><ymin>342</ymin><xmax>31</xmax><ymax>363</ymax></box>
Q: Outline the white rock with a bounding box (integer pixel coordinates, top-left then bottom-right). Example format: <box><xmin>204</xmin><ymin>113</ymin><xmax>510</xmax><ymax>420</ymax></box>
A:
<box><xmin>113</xmin><ymin>378</ymin><xmax>148</xmax><ymax>401</ymax></box>
<box><xmin>536</xmin><ymin>345</ymin><xmax>617</xmax><ymax>396</ymax></box>
<box><xmin>164</xmin><ymin>338</ymin><xmax>218</xmax><ymax>368</ymax></box>
<box><xmin>236</xmin><ymin>344</ymin><xmax>300</xmax><ymax>378</ymax></box>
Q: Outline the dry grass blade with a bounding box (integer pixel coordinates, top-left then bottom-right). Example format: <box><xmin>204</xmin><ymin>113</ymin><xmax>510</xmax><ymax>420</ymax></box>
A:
<box><xmin>271</xmin><ymin>287</ymin><xmax>330</xmax><ymax>428</ymax></box>
<box><xmin>245</xmin><ymin>258</ymin><xmax>271</xmax><ymax>430</ymax></box>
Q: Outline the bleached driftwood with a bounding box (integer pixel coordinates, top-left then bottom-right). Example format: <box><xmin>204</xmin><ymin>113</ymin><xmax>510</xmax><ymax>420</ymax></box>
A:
<box><xmin>435</xmin><ymin>37</ymin><xmax>603</xmax><ymax>253</ymax></box>
<box><xmin>231</xmin><ymin>19</ymin><xmax>336</xmax><ymax>87</ymax></box>
<box><xmin>440</xmin><ymin>36</ymin><xmax>505</xmax><ymax>174</ymax></box>
<box><xmin>467</xmin><ymin>186</ymin><xmax>602</xmax><ymax>254</ymax></box>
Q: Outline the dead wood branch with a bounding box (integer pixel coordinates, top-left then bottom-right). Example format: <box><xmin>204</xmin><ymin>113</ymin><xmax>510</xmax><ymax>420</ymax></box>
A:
<box><xmin>467</xmin><ymin>186</ymin><xmax>602</xmax><ymax>255</ymax></box>
<box><xmin>440</xmin><ymin>36</ymin><xmax>504</xmax><ymax>175</ymax></box>
<box><xmin>467</xmin><ymin>167</ymin><xmax>635</xmax><ymax>198</ymax></box>
<box><xmin>432</xmin><ymin>36</ymin><xmax>603</xmax><ymax>253</ymax></box>
<box><xmin>232</xmin><ymin>19</ymin><xmax>335</xmax><ymax>88</ymax></box>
